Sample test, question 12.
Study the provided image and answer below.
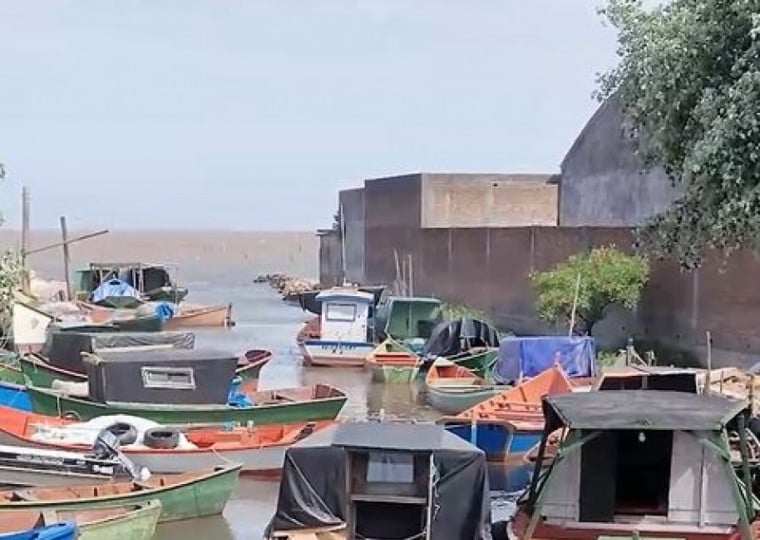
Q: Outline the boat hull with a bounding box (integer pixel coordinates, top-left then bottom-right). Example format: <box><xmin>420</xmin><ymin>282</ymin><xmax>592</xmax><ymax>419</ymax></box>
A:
<box><xmin>27</xmin><ymin>385</ymin><xmax>347</xmax><ymax>426</ymax></box>
<box><xmin>77</xmin><ymin>500</ymin><xmax>161</xmax><ymax>540</ymax></box>
<box><xmin>369</xmin><ymin>365</ymin><xmax>419</xmax><ymax>384</ymax></box>
<box><xmin>163</xmin><ymin>305</ymin><xmax>231</xmax><ymax>330</ymax></box>
<box><xmin>302</xmin><ymin>341</ymin><xmax>374</xmax><ymax>367</ymax></box>
<box><xmin>426</xmin><ymin>386</ymin><xmax>501</xmax><ymax>415</ymax></box>
<box><xmin>0</xmin><ymin>466</ymin><xmax>241</xmax><ymax>523</ymax></box>
<box><xmin>0</xmin><ymin>384</ymin><xmax>30</xmax><ymax>412</ymax></box>
<box><xmin>448</xmin><ymin>348</ymin><xmax>499</xmax><ymax>378</ymax></box>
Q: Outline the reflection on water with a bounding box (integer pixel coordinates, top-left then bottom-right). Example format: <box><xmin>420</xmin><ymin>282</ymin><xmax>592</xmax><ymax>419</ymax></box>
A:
<box><xmin>159</xmin><ymin>283</ymin><xmax>520</xmax><ymax>540</ymax></box>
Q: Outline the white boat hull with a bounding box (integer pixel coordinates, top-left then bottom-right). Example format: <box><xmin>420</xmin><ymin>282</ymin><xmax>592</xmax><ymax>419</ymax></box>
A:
<box><xmin>302</xmin><ymin>340</ymin><xmax>374</xmax><ymax>367</ymax></box>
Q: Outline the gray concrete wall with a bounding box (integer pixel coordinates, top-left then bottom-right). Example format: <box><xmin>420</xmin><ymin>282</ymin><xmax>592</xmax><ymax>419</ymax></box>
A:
<box><xmin>339</xmin><ymin>188</ymin><xmax>365</xmax><ymax>284</ymax></box>
<box><xmin>559</xmin><ymin>94</ymin><xmax>683</xmax><ymax>226</ymax></box>
<box><xmin>318</xmin><ymin>229</ymin><xmax>343</xmax><ymax>287</ymax></box>
<box><xmin>421</xmin><ymin>173</ymin><xmax>558</xmax><ymax>228</ymax></box>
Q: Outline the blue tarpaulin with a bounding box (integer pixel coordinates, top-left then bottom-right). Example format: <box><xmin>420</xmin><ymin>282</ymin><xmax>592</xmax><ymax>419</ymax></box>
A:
<box><xmin>90</xmin><ymin>279</ymin><xmax>141</xmax><ymax>303</ymax></box>
<box><xmin>493</xmin><ymin>336</ymin><xmax>596</xmax><ymax>384</ymax></box>
<box><xmin>153</xmin><ymin>302</ymin><xmax>175</xmax><ymax>322</ymax></box>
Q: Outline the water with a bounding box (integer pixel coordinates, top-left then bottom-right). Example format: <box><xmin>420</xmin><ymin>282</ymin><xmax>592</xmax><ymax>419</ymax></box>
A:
<box><xmin>153</xmin><ymin>282</ymin><xmax>515</xmax><ymax>540</ymax></box>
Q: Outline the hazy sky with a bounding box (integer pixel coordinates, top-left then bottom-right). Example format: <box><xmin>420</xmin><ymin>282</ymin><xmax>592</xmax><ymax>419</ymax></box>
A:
<box><xmin>0</xmin><ymin>1</ymin><xmax>622</xmax><ymax>230</ymax></box>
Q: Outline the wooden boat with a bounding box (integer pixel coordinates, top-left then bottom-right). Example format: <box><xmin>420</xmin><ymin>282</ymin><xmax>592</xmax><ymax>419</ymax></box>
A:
<box><xmin>373</xmin><ymin>296</ymin><xmax>443</xmax><ymax>352</ymax></box>
<box><xmin>425</xmin><ymin>359</ymin><xmax>505</xmax><ymax>415</ymax></box>
<box><xmin>0</xmin><ymin>465</ymin><xmax>241</xmax><ymax>523</ymax></box>
<box><xmin>0</xmin><ymin>500</ymin><xmax>161</xmax><ymax>540</ymax></box>
<box><xmin>0</xmin><ymin>405</ymin><xmax>333</xmax><ymax>477</ymax></box>
<box><xmin>163</xmin><ymin>304</ymin><xmax>232</xmax><ymax>330</ymax></box>
<box><xmin>300</xmin><ymin>289</ymin><xmax>376</xmax><ymax>367</ymax></box>
<box><xmin>27</xmin><ymin>383</ymin><xmax>347</xmax><ymax>425</ymax></box>
<box><xmin>439</xmin><ymin>365</ymin><xmax>574</xmax><ymax>462</ymax></box>
<box><xmin>0</xmin><ymin>358</ymin><xmax>31</xmax><ymax>412</ymax></box>
<box><xmin>0</xmin><ymin>520</ymin><xmax>76</xmax><ymax>539</ymax></box>
<box><xmin>511</xmin><ymin>391</ymin><xmax>758</xmax><ymax>540</ymax></box>
<box><xmin>445</xmin><ymin>347</ymin><xmax>499</xmax><ymax>378</ymax></box>
<box><xmin>365</xmin><ymin>340</ymin><xmax>421</xmax><ymax>383</ymax></box>
<box><xmin>76</xmin><ymin>263</ymin><xmax>188</xmax><ymax>305</ymax></box>
<box><xmin>20</xmin><ymin>351</ymin><xmax>269</xmax><ymax>390</ymax></box>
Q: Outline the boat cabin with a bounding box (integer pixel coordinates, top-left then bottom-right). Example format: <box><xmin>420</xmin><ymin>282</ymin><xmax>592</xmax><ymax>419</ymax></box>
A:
<box><xmin>316</xmin><ymin>289</ymin><xmax>375</xmax><ymax>344</ymax></box>
<box><xmin>374</xmin><ymin>296</ymin><xmax>443</xmax><ymax>347</ymax></box>
<box><xmin>594</xmin><ymin>365</ymin><xmax>702</xmax><ymax>393</ymax></box>
<box><xmin>76</xmin><ymin>262</ymin><xmax>186</xmax><ymax>303</ymax></box>
<box><xmin>266</xmin><ymin>422</ymin><xmax>491</xmax><ymax>540</ymax></box>
<box><xmin>38</xmin><ymin>329</ymin><xmax>195</xmax><ymax>374</ymax></box>
<box><xmin>83</xmin><ymin>348</ymin><xmax>238</xmax><ymax>406</ymax></box>
<box><xmin>520</xmin><ymin>390</ymin><xmax>756</xmax><ymax>540</ymax></box>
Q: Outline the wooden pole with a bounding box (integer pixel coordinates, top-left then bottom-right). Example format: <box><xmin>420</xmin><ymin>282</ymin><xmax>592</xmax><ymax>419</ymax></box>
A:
<box><xmin>568</xmin><ymin>272</ymin><xmax>581</xmax><ymax>336</ymax></box>
<box><xmin>59</xmin><ymin>216</ymin><xmax>72</xmax><ymax>301</ymax></box>
<box><xmin>705</xmin><ymin>330</ymin><xmax>712</xmax><ymax>397</ymax></box>
<box><xmin>407</xmin><ymin>253</ymin><xmax>414</xmax><ymax>297</ymax></box>
<box><xmin>20</xmin><ymin>187</ymin><xmax>30</xmax><ymax>293</ymax></box>
<box><xmin>23</xmin><ymin>229</ymin><xmax>109</xmax><ymax>256</ymax></box>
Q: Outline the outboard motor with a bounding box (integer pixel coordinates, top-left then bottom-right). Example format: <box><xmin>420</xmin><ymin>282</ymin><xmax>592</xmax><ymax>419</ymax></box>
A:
<box><xmin>92</xmin><ymin>429</ymin><xmax>147</xmax><ymax>481</ymax></box>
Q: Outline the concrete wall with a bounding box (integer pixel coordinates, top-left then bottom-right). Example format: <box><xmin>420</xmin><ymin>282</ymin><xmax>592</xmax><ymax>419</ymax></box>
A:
<box><xmin>339</xmin><ymin>188</ymin><xmax>365</xmax><ymax>284</ymax></box>
<box><xmin>364</xmin><ymin>174</ymin><xmax>422</xmax><ymax>285</ymax></box>
<box><xmin>421</xmin><ymin>173</ymin><xmax>558</xmax><ymax>228</ymax></box>
<box><xmin>559</xmin><ymin>94</ymin><xmax>683</xmax><ymax>226</ymax></box>
<box><xmin>318</xmin><ymin>229</ymin><xmax>343</xmax><ymax>287</ymax></box>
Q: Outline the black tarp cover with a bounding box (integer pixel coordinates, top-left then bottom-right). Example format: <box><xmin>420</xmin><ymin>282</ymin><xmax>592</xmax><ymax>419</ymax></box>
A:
<box><xmin>267</xmin><ymin>422</ymin><xmax>492</xmax><ymax>540</ymax></box>
<box><xmin>41</xmin><ymin>330</ymin><xmax>195</xmax><ymax>374</ymax></box>
<box><xmin>84</xmin><ymin>348</ymin><xmax>237</xmax><ymax>405</ymax></box>
<box><xmin>422</xmin><ymin>318</ymin><xmax>499</xmax><ymax>358</ymax></box>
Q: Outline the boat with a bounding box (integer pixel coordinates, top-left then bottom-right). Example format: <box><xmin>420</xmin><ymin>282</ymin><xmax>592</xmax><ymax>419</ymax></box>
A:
<box><xmin>236</xmin><ymin>348</ymin><xmax>273</xmax><ymax>382</ymax></box>
<box><xmin>296</xmin><ymin>285</ymin><xmax>386</xmax><ymax>316</ymax></box>
<box><xmin>76</xmin><ymin>262</ymin><xmax>188</xmax><ymax>305</ymax></box>
<box><xmin>28</xmin><ymin>382</ymin><xmax>347</xmax><ymax>426</ymax></box>
<box><xmin>300</xmin><ymin>289</ymin><xmax>376</xmax><ymax>367</ymax></box>
<box><xmin>0</xmin><ymin>356</ymin><xmax>31</xmax><ymax>412</ymax></box>
<box><xmin>0</xmin><ymin>406</ymin><xmax>333</xmax><ymax>477</ymax></box>
<box><xmin>511</xmin><ymin>390</ymin><xmax>757</xmax><ymax>540</ymax></box>
<box><xmin>0</xmin><ymin>465</ymin><xmax>241</xmax><ymax>523</ymax></box>
<box><xmin>0</xmin><ymin>442</ymin><xmax>133</xmax><ymax>488</ymax></box>
<box><xmin>424</xmin><ymin>359</ymin><xmax>505</xmax><ymax>415</ymax></box>
<box><xmin>0</xmin><ymin>500</ymin><xmax>161</xmax><ymax>540</ymax></box>
<box><xmin>11</xmin><ymin>302</ymin><xmax>57</xmax><ymax>354</ymax></box>
<box><xmin>364</xmin><ymin>340</ymin><xmax>421</xmax><ymax>383</ymax></box>
<box><xmin>439</xmin><ymin>365</ymin><xmax>574</xmax><ymax>462</ymax></box>
<box><xmin>443</xmin><ymin>347</ymin><xmax>499</xmax><ymax>378</ymax></box>
<box><xmin>265</xmin><ymin>422</ymin><xmax>491</xmax><ymax>540</ymax></box>
<box><xmin>421</xmin><ymin>317</ymin><xmax>500</xmax><ymax>377</ymax></box>
<box><xmin>373</xmin><ymin>296</ymin><xmax>443</xmax><ymax>353</ymax></box>
<box><xmin>163</xmin><ymin>304</ymin><xmax>232</xmax><ymax>329</ymax></box>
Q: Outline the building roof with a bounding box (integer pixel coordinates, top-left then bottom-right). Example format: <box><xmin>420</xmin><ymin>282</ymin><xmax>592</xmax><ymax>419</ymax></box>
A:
<box><xmin>543</xmin><ymin>390</ymin><xmax>749</xmax><ymax>432</ymax></box>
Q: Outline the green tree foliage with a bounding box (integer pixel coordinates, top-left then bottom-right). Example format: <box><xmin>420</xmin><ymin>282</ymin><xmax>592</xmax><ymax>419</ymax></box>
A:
<box><xmin>0</xmin><ymin>164</ymin><xmax>21</xmax><ymax>338</ymax></box>
<box><xmin>532</xmin><ymin>246</ymin><xmax>649</xmax><ymax>336</ymax></box>
<box><xmin>598</xmin><ymin>0</ymin><xmax>760</xmax><ymax>268</ymax></box>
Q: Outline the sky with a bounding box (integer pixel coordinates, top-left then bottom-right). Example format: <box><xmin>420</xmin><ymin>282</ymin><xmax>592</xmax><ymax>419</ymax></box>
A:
<box><xmin>0</xmin><ymin>1</ymin><xmax>623</xmax><ymax>231</ymax></box>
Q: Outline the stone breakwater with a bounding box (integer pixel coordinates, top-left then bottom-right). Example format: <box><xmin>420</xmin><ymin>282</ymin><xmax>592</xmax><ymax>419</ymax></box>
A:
<box><xmin>255</xmin><ymin>273</ymin><xmax>320</xmax><ymax>300</ymax></box>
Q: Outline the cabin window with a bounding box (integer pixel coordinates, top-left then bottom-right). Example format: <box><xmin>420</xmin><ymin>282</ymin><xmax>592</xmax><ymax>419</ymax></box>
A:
<box><xmin>367</xmin><ymin>452</ymin><xmax>414</xmax><ymax>483</ymax></box>
<box><xmin>325</xmin><ymin>303</ymin><xmax>357</xmax><ymax>322</ymax></box>
<box><xmin>141</xmin><ymin>367</ymin><xmax>196</xmax><ymax>390</ymax></box>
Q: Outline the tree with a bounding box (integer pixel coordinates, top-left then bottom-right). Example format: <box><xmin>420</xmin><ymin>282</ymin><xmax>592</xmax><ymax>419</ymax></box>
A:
<box><xmin>0</xmin><ymin>164</ymin><xmax>21</xmax><ymax>339</ymax></box>
<box><xmin>531</xmin><ymin>246</ymin><xmax>649</xmax><ymax>336</ymax></box>
<box><xmin>597</xmin><ymin>0</ymin><xmax>760</xmax><ymax>269</ymax></box>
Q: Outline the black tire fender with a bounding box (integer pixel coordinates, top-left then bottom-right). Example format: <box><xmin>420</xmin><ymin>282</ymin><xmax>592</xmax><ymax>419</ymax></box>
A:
<box><xmin>143</xmin><ymin>427</ymin><xmax>180</xmax><ymax>449</ymax></box>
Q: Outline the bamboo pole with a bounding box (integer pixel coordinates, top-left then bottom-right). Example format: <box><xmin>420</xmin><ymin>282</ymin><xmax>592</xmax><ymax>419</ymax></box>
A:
<box><xmin>20</xmin><ymin>187</ymin><xmax>30</xmax><ymax>293</ymax></box>
<box><xmin>568</xmin><ymin>272</ymin><xmax>581</xmax><ymax>336</ymax></box>
<box><xmin>407</xmin><ymin>253</ymin><xmax>414</xmax><ymax>297</ymax></box>
<box><xmin>23</xmin><ymin>229</ymin><xmax>109</xmax><ymax>256</ymax></box>
<box><xmin>705</xmin><ymin>331</ymin><xmax>712</xmax><ymax>397</ymax></box>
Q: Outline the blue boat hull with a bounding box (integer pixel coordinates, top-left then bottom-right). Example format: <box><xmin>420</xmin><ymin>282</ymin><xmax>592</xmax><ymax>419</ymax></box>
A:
<box><xmin>0</xmin><ymin>383</ymin><xmax>30</xmax><ymax>412</ymax></box>
<box><xmin>0</xmin><ymin>522</ymin><xmax>77</xmax><ymax>540</ymax></box>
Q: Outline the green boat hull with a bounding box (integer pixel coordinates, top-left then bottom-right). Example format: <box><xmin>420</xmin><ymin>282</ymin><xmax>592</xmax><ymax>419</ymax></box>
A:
<box><xmin>28</xmin><ymin>386</ymin><xmax>347</xmax><ymax>425</ymax></box>
<box><xmin>370</xmin><ymin>365</ymin><xmax>420</xmax><ymax>384</ymax></box>
<box><xmin>426</xmin><ymin>385</ymin><xmax>505</xmax><ymax>415</ymax></box>
<box><xmin>448</xmin><ymin>348</ymin><xmax>499</xmax><ymax>378</ymax></box>
<box><xmin>145</xmin><ymin>287</ymin><xmax>188</xmax><ymax>304</ymax></box>
<box><xmin>0</xmin><ymin>360</ymin><xmax>26</xmax><ymax>387</ymax></box>
<box><xmin>0</xmin><ymin>466</ymin><xmax>240</xmax><ymax>523</ymax></box>
<box><xmin>78</xmin><ymin>500</ymin><xmax>161</xmax><ymax>540</ymax></box>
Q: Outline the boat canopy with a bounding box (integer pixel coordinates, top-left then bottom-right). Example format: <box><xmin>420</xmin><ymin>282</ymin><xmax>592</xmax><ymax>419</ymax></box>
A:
<box><xmin>40</xmin><ymin>330</ymin><xmax>195</xmax><ymax>374</ymax></box>
<box><xmin>542</xmin><ymin>390</ymin><xmax>748</xmax><ymax>432</ymax></box>
<box><xmin>493</xmin><ymin>336</ymin><xmax>595</xmax><ymax>384</ymax></box>
<box><xmin>90</xmin><ymin>279</ymin><xmax>141</xmax><ymax>304</ymax></box>
<box><xmin>422</xmin><ymin>317</ymin><xmax>500</xmax><ymax>358</ymax></box>
<box><xmin>83</xmin><ymin>348</ymin><xmax>238</xmax><ymax>406</ymax></box>
<box><xmin>267</xmin><ymin>422</ymin><xmax>491</xmax><ymax>540</ymax></box>
<box><xmin>298</xmin><ymin>286</ymin><xmax>385</xmax><ymax>315</ymax></box>
<box><xmin>315</xmin><ymin>289</ymin><xmax>374</xmax><ymax>304</ymax></box>
<box><xmin>375</xmin><ymin>296</ymin><xmax>443</xmax><ymax>342</ymax></box>
<box><xmin>594</xmin><ymin>365</ymin><xmax>701</xmax><ymax>393</ymax></box>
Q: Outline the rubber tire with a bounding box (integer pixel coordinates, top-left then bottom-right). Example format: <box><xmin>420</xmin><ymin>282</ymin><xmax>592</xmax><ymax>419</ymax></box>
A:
<box><xmin>62</xmin><ymin>411</ymin><xmax>80</xmax><ymax>421</ymax></box>
<box><xmin>104</xmin><ymin>422</ymin><xmax>138</xmax><ymax>446</ymax></box>
<box><xmin>143</xmin><ymin>427</ymin><xmax>180</xmax><ymax>450</ymax></box>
